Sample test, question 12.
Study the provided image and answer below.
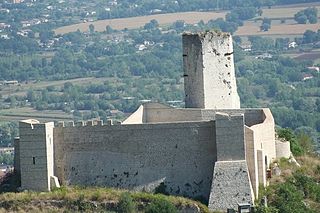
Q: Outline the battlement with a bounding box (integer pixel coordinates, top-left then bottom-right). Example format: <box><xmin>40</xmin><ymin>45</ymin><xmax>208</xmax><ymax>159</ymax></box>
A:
<box><xmin>55</xmin><ymin>119</ymin><xmax>121</xmax><ymax>128</ymax></box>
<box><xmin>19</xmin><ymin>120</ymin><xmax>54</xmax><ymax>132</ymax></box>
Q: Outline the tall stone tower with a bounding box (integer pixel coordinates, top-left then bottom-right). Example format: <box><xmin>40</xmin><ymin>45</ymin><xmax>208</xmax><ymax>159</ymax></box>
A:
<box><xmin>19</xmin><ymin>120</ymin><xmax>55</xmax><ymax>191</ymax></box>
<box><xmin>183</xmin><ymin>31</ymin><xmax>240</xmax><ymax>109</ymax></box>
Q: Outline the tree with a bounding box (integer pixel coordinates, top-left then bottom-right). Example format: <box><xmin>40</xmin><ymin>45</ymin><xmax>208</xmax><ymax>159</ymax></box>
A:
<box><xmin>275</xmin><ymin>38</ymin><xmax>289</xmax><ymax>50</ymax></box>
<box><xmin>233</xmin><ymin>36</ymin><xmax>242</xmax><ymax>44</ymax></box>
<box><xmin>144</xmin><ymin>19</ymin><xmax>159</xmax><ymax>30</ymax></box>
<box><xmin>248</xmin><ymin>36</ymin><xmax>275</xmax><ymax>51</ymax></box>
<box><xmin>294</xmin><ymin>7</ymin><xmax>318</xmax><ymax>24</ymax></box>
<box><xmin>105</xmin><ymin>25</ymin><xmax>113</xmax><ymax>34</ymax></box>
<box><xmin>39</xmin><ymin>31</ymin><xmax>54</xmax><ymax>43</ymax></box>
<box><xmin>316</xmin><ymin>120</ymin><xmax>320</xmax><ymax>132</ymax></box>
<box><xmin>308</xmin><ymin>15</ymin><xmax>317</xmax><ymax>24</ymax></box>
<box><xmin>303</xmin><ymin>30</ymin><xmax>317</xmax><ymax>43</ymax></box>
<box><xmin>295</xmin><ymin>14</ymin><xmax>308</xmax><ymax>24</ymax></box>
<box><xmin>172</xmin><ymin>20</ymin><xmax>185</xmax><ymax>30</ymax></box>
<box><xmin>89</xmin><ymin>24</ymin><xmax>95</xmax><ymax>33</ymax></box>
<box><xmin>304</xmin><ymin>7</ymin><xmax>318</xmax><ymax>21</ymax></box>
<box><xmin>260</xmin><ymin>23</ymin><xmax>270</xmax><ymax>31</ymax></box>
<box><xmin>296</xmin><ymin>133</ymin><xmax>314</xmax><ymax>154</ymax></box>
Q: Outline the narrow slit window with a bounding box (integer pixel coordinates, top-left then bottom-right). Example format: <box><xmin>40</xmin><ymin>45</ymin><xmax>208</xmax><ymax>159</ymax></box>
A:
<box><xmin>32</xmin><ymin>157</ymin><xmax>36</xmax><ymax>165</ymax></box>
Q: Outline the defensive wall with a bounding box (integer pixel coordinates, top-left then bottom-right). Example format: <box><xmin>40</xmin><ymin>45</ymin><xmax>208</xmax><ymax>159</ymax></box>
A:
<box><xmin>16</xmin><ymin>109</ymin><xmax>256</xmax><ymax>210</ymax></box>
<box><xmin>14</xmin><ymin>31</ymin><xmax>292</xmax><ymax>212</ymax></box>
<box><xmin>53</xmin><ymin>120</ymin><xmax>217</xmax><ymax>200</ymax></box>
<box><xmin>124</xmin><ymin>103</ymin><xmax>277</xmax><ymax>198</ymax></box>
<box><xmin>123</xmin><ymin>102</ymin><xmax>264</xmax><ymax>126</ymax></box>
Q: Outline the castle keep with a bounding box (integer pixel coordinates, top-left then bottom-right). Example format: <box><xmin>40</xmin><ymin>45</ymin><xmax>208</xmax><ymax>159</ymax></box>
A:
<box><xmin>14</xmin><ymin>31</ymin><xmax>291</xmax><ymax>212</ymax></box>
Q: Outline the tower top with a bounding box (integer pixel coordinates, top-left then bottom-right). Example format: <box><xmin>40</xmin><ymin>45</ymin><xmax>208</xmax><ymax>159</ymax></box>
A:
<box><xmin>183</xmin><ymin>31</ymin><xmax>240</xmax><ymax>109</ymax></box>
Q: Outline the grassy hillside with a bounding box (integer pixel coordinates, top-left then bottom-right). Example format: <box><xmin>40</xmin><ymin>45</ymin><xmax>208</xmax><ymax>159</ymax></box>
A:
<box><xmin>255</xmin><ymin>130</ymin><xmax>320</xmax><ymax>213</ymax></box>
<box><xmin>0</xmin><ymin>186</ymin><xmax>209</xmax><ymax>213</ymax></box>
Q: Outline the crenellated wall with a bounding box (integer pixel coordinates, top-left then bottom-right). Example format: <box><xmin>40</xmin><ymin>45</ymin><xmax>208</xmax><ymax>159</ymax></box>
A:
<box><xmin>53</xmin><ymin>120</ymin><xmax>217</xmax><ymax>200</ymax></box>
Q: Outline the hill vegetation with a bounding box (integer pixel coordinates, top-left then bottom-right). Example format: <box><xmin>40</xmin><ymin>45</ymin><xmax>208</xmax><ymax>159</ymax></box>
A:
<box><xmin>0</xmin><ymin>185</ymin><xmax>209</xmax><ymax>213</ymax></box>
<box><xmin>253</xmin><ymin>128</ymin><xmax>320</xmax><ymax>213</ymax></box>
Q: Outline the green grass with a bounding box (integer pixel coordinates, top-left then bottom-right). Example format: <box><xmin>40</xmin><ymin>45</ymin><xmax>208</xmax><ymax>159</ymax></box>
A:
<box><xmin>0</xmin><ymin>186</ymin><xmax>210</xmax><ymax>213</ymax></box>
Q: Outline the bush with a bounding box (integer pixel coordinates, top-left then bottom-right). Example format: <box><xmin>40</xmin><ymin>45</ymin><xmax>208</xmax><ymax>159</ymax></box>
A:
<box><xmin>277</xmin><ymin>128</ymin><xmax>304</xmax><ymax>156</ymax></box>
<box><xmin>154</xmin><ymin>182</ymin><xmax>169</xmax><ymax>195</ymax></box>
<box><xmin>118</xmin><ymin>192</ymin><xmax>136</xmax><ymax>213</ymax></box>
<box><xmin>72</xmin><ymin>194</ymin><xmax>91</xmax><ymax>211</ymax></box>
<box><xmin>255</xmin><ymin>205</ymin><xmax>279</xmax><ymax>213</ymax></box>
<box><xmin>145</xmin><ymin>198</ymin><xmax>177</xmax><ymax>213</ymax></box>
<box><xmin>271</xmin><ymin>182</ymin><xmax>306</xmax><ymax>213</ymax></box>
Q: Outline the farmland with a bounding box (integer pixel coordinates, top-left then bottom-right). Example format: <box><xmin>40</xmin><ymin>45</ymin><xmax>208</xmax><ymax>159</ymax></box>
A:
<box><xmin>0</xmin><ymin>77</ymin><xmax>108</xmax><ymax>99</ymax></box>
<box><xmin>0</xmin><ymin>107</ymin><xmax>72</xmax><ymax>122</ymax></box>
<box><xmin>54</xmin><ymin>11</ymin><xmax>227</xmax><ymax>34</ymax></box>
<box><xmin>54</xmin><ymin>3</ymin><xmax>320</xmax><ymax>37</ymax></box>
<box><xmin>236</xmin><ymin>22</ymin><xmax>319</xmax><ymax>36</ymax></box>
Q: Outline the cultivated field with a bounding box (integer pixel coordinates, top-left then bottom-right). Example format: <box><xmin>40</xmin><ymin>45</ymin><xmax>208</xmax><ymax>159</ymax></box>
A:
<box><xmin>0</xmin><ymin>77</ymin><xmax>111</xmax><ymax>98</ymax></box>
<box><xmin>54</xmin><ymin>3</ymin><xmax>320</xmax><ymax>37</ymax></box>
<box><xmin>260</xmin><ymin>4</ymin><xmax>320</xmax><ymax>19</ymax></box>
<box><xmin>294</xmin><ymin>51</ymin><xmax>320</xmax><ymax>60</ymax></box>
<box><xmin>236</xmin><ymin>22</ymin><xmax>320</xmax><ymax>36</ymax></box>
<box><xmin>54</xmin><ymin>11</ymin><xmax>227</xmax><ymax>35</ymax></box>
<box><xmin>0</xmin><ymin>107</ymin><xmax>72</xmax><ymax>122</ymax></box>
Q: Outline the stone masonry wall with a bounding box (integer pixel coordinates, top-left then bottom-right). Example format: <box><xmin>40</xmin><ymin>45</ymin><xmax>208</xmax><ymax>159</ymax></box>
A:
<box><xmin>208</xmin><ymin>161</ymin><xmax>254</xmax><ymax>211</ymax></box>
<box><xmin>13</xmin><ymin>137</ymin><xmax>20</xmax><ymax>176</ymax></box>
<box><xmin>183</xmin><ymin>31</ymin><xmax>240</xmax><ymax>109</ymax></box>
<box><xmin>53</xmin><ymin>121</ymin><xmax>217</xmax><ymax>200</ymax></box>
<box><xmin>124</xmin><ymin>103</ymin><xmax>265</xmax><ymax>128</ymax></box>
<box><xmin>183</xmin><ymin>33</ymin><xmax>205</xmax><ymax>108</ymax></box>
<box><xmin>19</xmin><ymin>120</ymin><xmax>54</xmax><ymax>191</ymax></box>
<box><xmin>215</xmin><ymin>113</ymin><xmax>245</xmax><ymax>161</ymax></box>
<box><xmin>249</xmin><ymin>109</ymin><xmax>276</xmax><ymax>165</ymax></box>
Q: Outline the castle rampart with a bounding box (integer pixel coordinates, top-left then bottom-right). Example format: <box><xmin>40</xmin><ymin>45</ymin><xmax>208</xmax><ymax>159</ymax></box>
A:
<box><xmin>53</xmin><ymin>121</ymin><xmax>217</xmax><ymax>200</ymax></box>
<box><xmin>15</xmin><ymin>31</ymin><xmax>286</xmax><ymax>212</ymax></box>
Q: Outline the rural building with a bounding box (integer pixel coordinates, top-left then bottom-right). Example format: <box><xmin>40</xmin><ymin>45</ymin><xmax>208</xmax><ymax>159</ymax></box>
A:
<box><xmin>288</xmin><ymin>41</ymin><xmax>298</xmax><ymax>48</ymax></box>
<box><xmin>14</xmin><ymin>31</ymin><xmax>290</xmax><ymax>212</ymax></box>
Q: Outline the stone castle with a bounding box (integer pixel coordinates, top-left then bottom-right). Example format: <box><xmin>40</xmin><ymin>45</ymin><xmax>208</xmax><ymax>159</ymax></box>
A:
<box><xmin>14</xmin><ymin>31</ymin><xmax>291</xmax><ymax>212</ymax></box>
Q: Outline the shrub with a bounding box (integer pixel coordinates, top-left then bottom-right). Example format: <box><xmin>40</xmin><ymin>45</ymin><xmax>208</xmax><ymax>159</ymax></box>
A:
<box><xmin>255</xmin><ymin>205</ymin><xmax>279</xmax><ymax>213</ymax></box>
<box><xmin>145</xmin><ymin>198</ymin><xmax>177</xmax><ymax>213</ymax></box>
<box><xmin>271</xmin><ymin>182</ymin><xmax>306</xmax><ymax>213</ymax></box>
<box><xmin>277</xmin><ymin>128</ymin><xmax>304</xmax><ymax>156</ymax></box>
<box><xmin>72</xmin><ymin>194</ymin><xmax>91</xmax><ymax>211</ymax></box>
<box><xmin>154</xmin><ymin>182</ymin><xmax>169</xmax><ymax>195</ymax></box>
<box><xmin>118</xmin><ymin>192</ymin><xmax>136</xmax><ymax>213</ymax></box>
<box><xmin>91</xmin><ymin>190</ymin><xmax>103</xmax><ymax>201</ymax></box>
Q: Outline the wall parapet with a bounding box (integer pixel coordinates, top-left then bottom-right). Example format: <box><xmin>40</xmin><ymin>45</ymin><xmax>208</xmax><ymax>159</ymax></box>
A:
<box><xmin>55</xmin><ymin>119</ymin><xmax>109</xmax><ymax>129</ymax></box>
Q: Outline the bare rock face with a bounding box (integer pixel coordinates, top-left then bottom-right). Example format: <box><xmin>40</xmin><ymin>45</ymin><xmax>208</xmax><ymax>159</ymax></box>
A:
<box><xmin>183</xmin><ymin>31</ymin><xmax>240</xmax><ymax>109</ymax></box>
